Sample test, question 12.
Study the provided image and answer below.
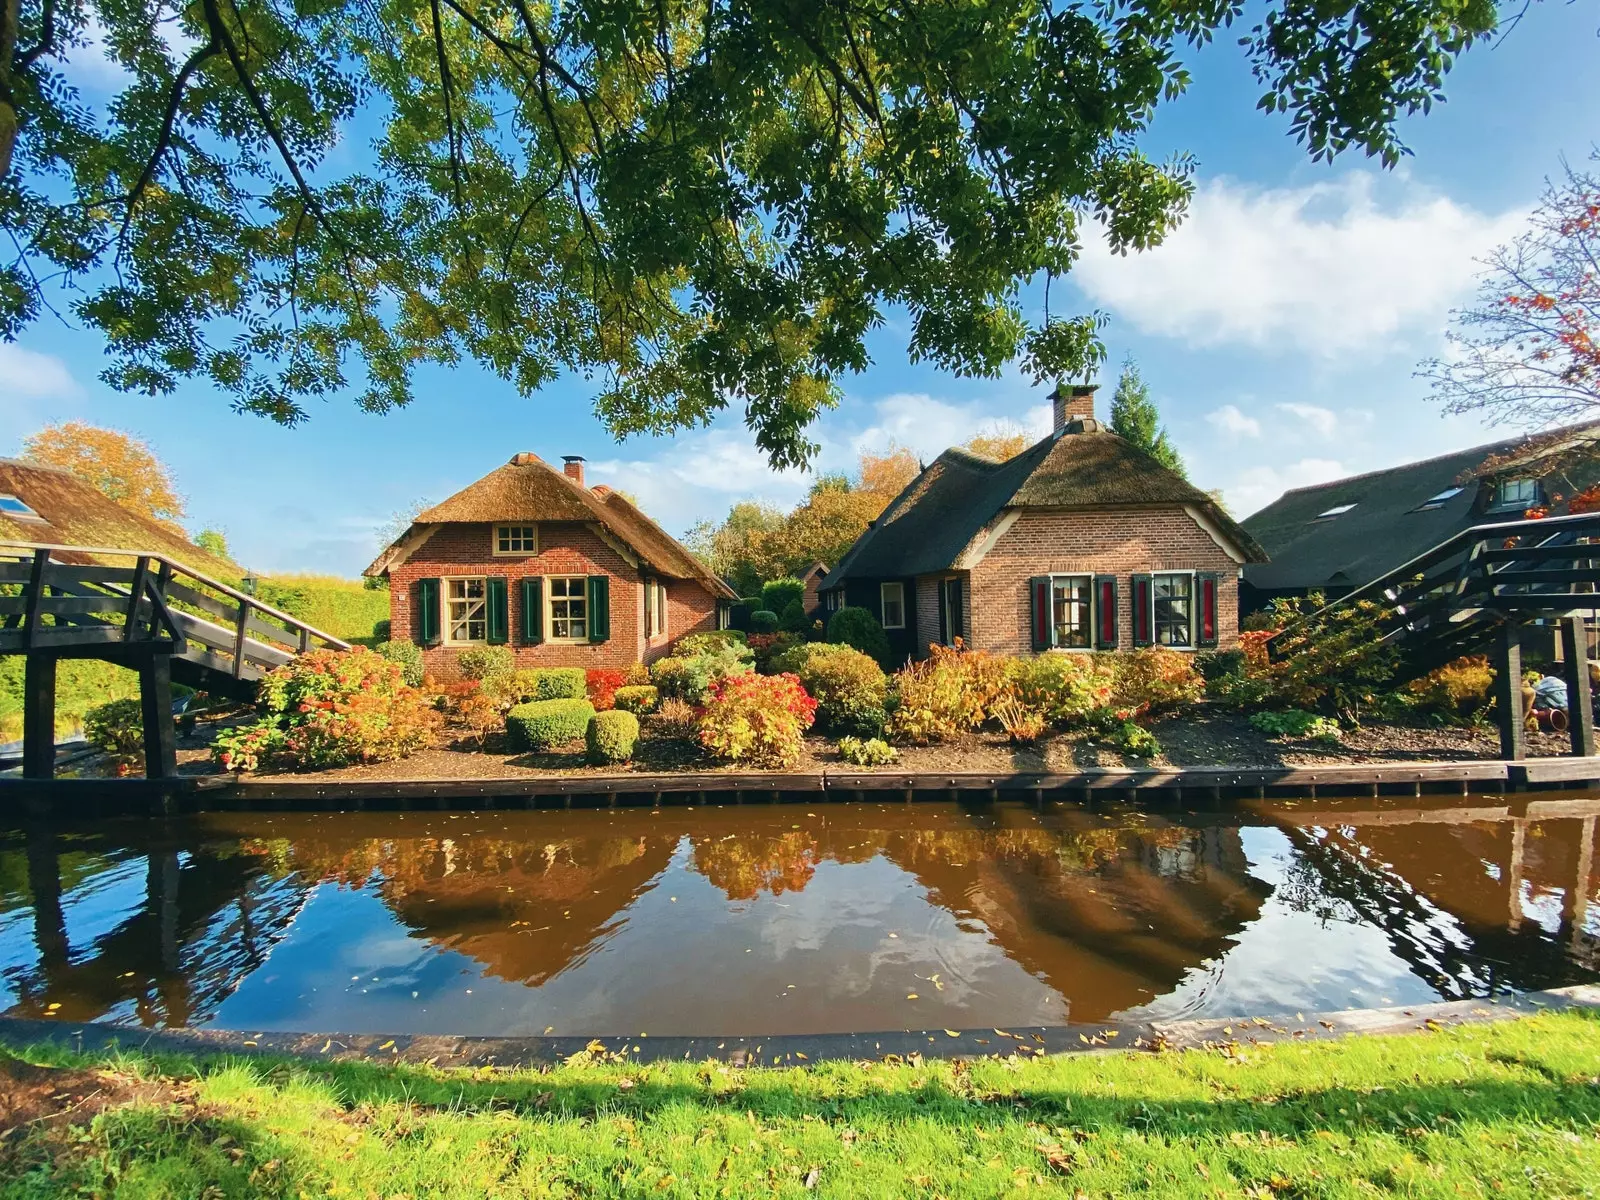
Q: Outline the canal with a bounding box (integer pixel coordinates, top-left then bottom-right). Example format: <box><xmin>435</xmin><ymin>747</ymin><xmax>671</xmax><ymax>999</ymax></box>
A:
<box><xmin>3</xmin><ymin>799</ymin><xmax>1597</xmax><ymax>1036</ymax></box>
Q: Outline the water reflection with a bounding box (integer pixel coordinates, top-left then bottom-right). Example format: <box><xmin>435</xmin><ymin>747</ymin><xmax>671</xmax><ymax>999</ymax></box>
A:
<box><xmin>2</xmin><ymin>801</ymin><xmax>1597</xmax><ymax>1035</ymax></box>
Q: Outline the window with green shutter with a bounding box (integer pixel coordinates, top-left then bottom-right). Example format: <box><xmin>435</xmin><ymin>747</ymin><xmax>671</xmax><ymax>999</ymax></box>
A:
<box><xmin>415</xmin><ymin>578</ymin><xmax>440</xmax><ymax>647</ymax></box>
<box><xmin>520</xmin><ymin>577</ymin><xmax>544</xmax><ymax>644</ymax></box>
<box><xmin>486</xmin><ymin>577</ymin><xmax>509</xmax><ymax>644</ymax></box>
<box><xmin>587</xmin><ymin>575</ymin><xmax>611</xmax><ymax>643</ymax></box>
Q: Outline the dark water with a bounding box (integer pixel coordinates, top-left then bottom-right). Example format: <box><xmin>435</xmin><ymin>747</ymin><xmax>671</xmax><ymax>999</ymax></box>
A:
<box><xmin>3</xmin><ymin>800</ymin><xmax>1598</xmax><ymax>1036</ymax></box>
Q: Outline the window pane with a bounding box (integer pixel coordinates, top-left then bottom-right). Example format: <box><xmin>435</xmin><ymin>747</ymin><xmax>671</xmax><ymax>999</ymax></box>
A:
<box><xmin>1052</xmin><ymin>576</ymin><xmax>1092</xmax><ymax>649</ymax></box>
<box><xmin>1153</xmin><ymin>574</ymin><xmax>1192</xmax><ymax>647</ymax></box>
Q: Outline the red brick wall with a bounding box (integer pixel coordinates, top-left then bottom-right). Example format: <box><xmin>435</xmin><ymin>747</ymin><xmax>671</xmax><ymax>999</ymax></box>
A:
<box><xmin>969</xmin><ymin>508</ymin><xmax>1241</xmax><ymax>655</ymax></box>
<box><xmin>389</xmin><ymin>522</ymin><xmax>715</xmax><ymax>679</ymax></box>
<box><xmin>642</xmin><ymin>577</ymin><xmax>719</xmax><ymax>662</ymax></box>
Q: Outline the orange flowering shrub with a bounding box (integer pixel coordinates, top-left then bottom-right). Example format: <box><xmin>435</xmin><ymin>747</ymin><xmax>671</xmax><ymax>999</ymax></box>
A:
<box><xmin>586</xmin><ymin>668</ymin><xmax>628</xmax><ymax>711</ymax></box>
<box><xmin>1109</xmin><ymin>647</ymin><xmax>1204</xmax><ymax>716</ymax></box>
<box><xmin>1407</xmin><ymin>655</ymin><xmax>1495</xmax><ymax>720</ymax></box>
<box><xmin>212</xmin><ymin>647</ymin><xmax>440</xmax><ymax>772</ymax></box>
<box><xmin>697</xmin><ymin>672</ymin><xmax>818</xmax><ymax>767</ymax></box>
<box><xmin>885</xmin><ymin>642</ymin><xmax>1008</xmax><ymax>743</ymax></box>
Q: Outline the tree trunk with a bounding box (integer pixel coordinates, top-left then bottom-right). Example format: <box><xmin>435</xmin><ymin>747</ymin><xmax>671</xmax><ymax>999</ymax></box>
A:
<box><xmin>1</xmin><ymin>0</ymin><xmax>19</xmax><ymax>181</ymax></box>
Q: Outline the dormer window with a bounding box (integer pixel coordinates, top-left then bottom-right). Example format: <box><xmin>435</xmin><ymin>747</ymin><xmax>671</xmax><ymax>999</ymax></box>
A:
<box><xmin>494</xmin><ymin>524</ymin><xmax>537</xmax><ymax>554</ymax></box>
<box><xmin>0</xmin><ymin>494</ymin><xmax>44</xmax><ymax>522</ymax></box>
<box><xmin>1315</xmin><ymin>503</ymin><xmax>1357</xmax><ymax>520</ymax></box>
<box><xmin>1492</xmin><ymin>478</ymin><xmax>1541</xmax><ymax>511</ymax></box>
<box><xmin>1416</xmin><ymin>486</ymin><xmax>1463</xmax><ymax>512</ymax></box>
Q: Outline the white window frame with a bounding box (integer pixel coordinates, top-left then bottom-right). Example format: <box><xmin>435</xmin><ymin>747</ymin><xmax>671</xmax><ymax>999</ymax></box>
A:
<box><xmin>443</xmin><ymin>576</ymin><xmax>489</xmax><ymax>646</ymax></box>
<box><xmin>1047</xmin><ymin>574</ymin><xmax>1095</xmax><ymax>650</ymax></box>
<box><xmin>880</xmin><ymin>581</ymin><xmax>906</xmax><ymax>630</ymax></box>
<box><xmin>1493</xmin><ymin>478</ymin><xmax>1541</xmax><ymax>510</ymax></box>
<box><xmin>493</xmin><ymin>523</ymin><xmax>538</xmax><ymax>555</ymax></box>
<box><xmin>645</xmin><ymin>578</ymin><xmax>669</xmax><ymax>639</ymax></box>
<box><xmin>547</xmin><ymin>575</ymin><xmax>589</xmax><ymax>643</ymax></box>
<box><xmin>1151</xmin><ymin>571</ymin><xmax>1196</xmax><ymax>650</ymax></box>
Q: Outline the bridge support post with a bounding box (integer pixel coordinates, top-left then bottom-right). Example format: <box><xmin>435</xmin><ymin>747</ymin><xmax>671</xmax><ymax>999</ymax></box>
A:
<box><xmin>1561</xmin><ymin>617</ymin><xmax>1596</xmax><ymax>758</ymax></box>
<box><xmin>22</xmin><ymin>653</ymin><xmax>57</xmax><ymax>780</ymax></box>
<box><xmin>1495</xmin><ymin>622</ymin><xmax>1526</xmax><ymax>762</ymax></box>
<box><xmin>139</xmin><ymin>653</ymin><xmax>178</xmax><ymax>781</ymax></box>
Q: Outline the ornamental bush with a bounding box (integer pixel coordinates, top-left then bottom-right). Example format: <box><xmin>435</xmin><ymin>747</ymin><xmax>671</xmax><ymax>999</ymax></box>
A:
<box><xmin>750</xmin><ymin>609</ymin><xmax>780</xmax><ymax>634</ymax></box>
<box><xmin>1249</xmin><ymin>708</ymin><xmax>1342</xmax><ymax>746</ymax></box>
<box><xmin>650</xmin><ymin>642</ymin><xmax>753</xmax><ymax>703</ymax></box>
<box><xmin>836</xmin><ymin>735</ymin><xmax>897</xmax><ymax>766</ymax></box>
<box><xmin>697</xmin><ymin>672</ymin><xmax>818</xmax><ymax>767</ymax></box>
<box><xmin>1261</xmin><ymin>592</ymin><xmax>1398</xmax><ymax>722</ymax></box>
<box><xmin>212</xmin><ymin>647</ymin><xmax>440</xmax><ymax>772</ymax></box>
<box><xmin>586</xmin><ymin>709</ymin><xmax>640</xmax><ymax>765</ymax></box>
<box><xmin>506</xmin><ymin>698</ymin><xmax>595</xmax><ymax>751</ymax></box>
<box><xmin>776</xmin><ymin>643</ymin><xmax>889</xmax><ymax>736</ymax></box>
<box><xmin>372</xmin><ymin>618</ymin><xmax>391</xmax><ymax>642</ymax></box>
<box><xmin>885</xmin><ymin>643</ymin><xmax>1007</xmax><ymax>743</ymax></box>
<box><xmin>456</xmin><ymin>645</ymin><xmax>516</xmax><ymax>682</ymax></box>
<box><xmin>826</xmin><ymin>606</ymin><xmax>891</xmax><ymax>667</ymax></box>
<box><xmin>1006</xmin><ymin>653</ymin><xmax>1116</xmax><ymax>725</ymax></box>
<box><xmin>760</xmin><ymin>577</ymin><xmax>805</xmax><ymax>615</ymax></box>
<box><xmin>586</xmin><ymin>667</ymin><xmax>628</xmax><ymax>711</ymax></box>
<box><xmin>613</xmin><ymin>684</ymin><xmax>659</xmax><ymax>714</ymax></box>
<box><xmin>1407</xmin><ymin>656</ymin><xmax>1494</xmax><ymax>721</ymax></box>
<box><xmin>373</xmin><ymin>638</ymin><xmax>424</xmax><ymax>687</ymax></box>
<box><xmin>748</xmin><ymin>631</ymin><xmax>805</xmax><ymax>673</ymax></box>
<box><xmin>655</xmin><ymin>696</ymin><xmax>698</xmax><ymax>739</ymax></box>
<box><xmin>84</xmin><ymin>698</ymin><xmax>144</xmax><ymax>770</ymax></box>
<box><xmin>779</xmin><ymin>598</ymin><xmax>809</xmax><ymax>633</ymax></box>
<box><xmin>1109</xmin><ymin>720</ymin><xmax>1161</xmax><ymax>758</ymax></box>
<box><xmin>485</xmin><ymin>666</ymin><xmax>587</xmax><ymax>706</ymax></box>
<box><xmin>673</xmin><ymin>630</ymin><xmax>747</xmax><ymax>656</ymax></box>
<box><xmin>1110</xmin><ymin>648</ymin><xmax>1204</xmax><ymax>716</ymax></box>
<box><xmin>991</xmin><ymin>695</ymin><xmax>1047</xmax><ymax>744</ymax></box>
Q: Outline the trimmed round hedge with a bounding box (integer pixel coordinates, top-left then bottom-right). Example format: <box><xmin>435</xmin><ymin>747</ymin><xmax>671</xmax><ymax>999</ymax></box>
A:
<box><xmin>750</xmin><ymin>609</ymin><xmax>780</xmax><ymax>633</ymax></box>
<box><xmin>586</xmin><ymin>709</ymin><xmax>640</xmax><ymax>765</ymax></box>
<box><xmin>827</xmin><ymin>605</ymin><xmax>891</xmax><ymax>667</ymax></box>
<box><xmin>506</xmin><ymin>698</ymin><xmax>595</xmax><ymax>751</ymax></box>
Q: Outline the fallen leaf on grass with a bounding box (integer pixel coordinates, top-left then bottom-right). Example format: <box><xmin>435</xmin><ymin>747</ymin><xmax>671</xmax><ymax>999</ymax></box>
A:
<box><xmin>1038</xmin><ymin>1141</ymin><xmax>1075</xmax><ymax>1175</ymax></box>
<box><xmin>803</xmin><ymin>1166</ymin><xmax>820</xmax><ymax>1189</ymax></box>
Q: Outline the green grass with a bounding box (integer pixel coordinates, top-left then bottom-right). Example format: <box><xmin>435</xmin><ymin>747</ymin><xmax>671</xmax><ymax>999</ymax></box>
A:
<box><xmin>5</xmin><ymin>1012</ymin><xmax>1600</xmax><ymax>1197</ymax></box>
<box><xmin>255</xmin><ymin>574</ymin><xmax>389</xmax><ymax>645</ymax></box>
<box><xmin>0</xmin><ymin>657</ymin><xmax>140</xmax><ymax>742</ymax></box>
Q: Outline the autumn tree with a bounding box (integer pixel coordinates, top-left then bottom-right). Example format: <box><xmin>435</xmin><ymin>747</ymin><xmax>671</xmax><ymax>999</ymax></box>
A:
<box><xmin>965</xmin><ymin>420</ymin><xmax>1036</xmax><ymax>462</ymax></box>
<box><xmin>194</xmin><ymin>529</ymin><xmax>234</xmax><ymax>561</ymax></box>
<box><xmin>1422</xmin><ymin>154</ymin><xmax>1600</xmax><ymax>430</ymax></box>
<box><xmin>1</xmin><ymin>0</ymin><xmax>1499</xmax><ymax>468</ymax></box>
<box><xmin>22</xmin><ymin>421</ymin><xmax>186</xmax><ymax>525</ymax></box>
<box><xmin>1109</xmin><ymin>358</ymin><xmax>1187</xmax><ymax>478</ymax></box>
<box><xmin>684</xmin><ymin>501</ymin><xmax>787</xmax><ymax>597</ymax></box>
<box><xmin>857</xmin><ymin>446</ymin><xmax>920</xmax><ymax>500</ymax></box>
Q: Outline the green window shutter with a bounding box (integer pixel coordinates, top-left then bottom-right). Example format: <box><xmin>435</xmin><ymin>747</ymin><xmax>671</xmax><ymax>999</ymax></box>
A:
<box><xmin>1131</xmin><ymin>574</ymin><xmax>1153</xmax><ymax>647</ymax></box>
<box><xmin>1028</xmin><ymin>576</ymin><xmax>1050</xmax><ymax>651</ymax></box>
<box><xmin>415</xmin><ymin>578</ymin><xmax>440</xmax><ymax>647</ymax></box>
<box><xmin>1094</xmin><ymin>575</ymin><xmax>1119</xmax><ymax>650</ymax></box>
<box><xmin>520</xmin><ymin>577</ymin><xmax>543</xmax><ymax>644</ymax></box>
<box><xmin>486</xmin><ymin>577</ymin><xmax>509</xmax><ymax>644</ymax></box>
<box><xmin>587</xmin><ymin>575</ymin><xmax>611</xmax><ymax>643</ymax></box>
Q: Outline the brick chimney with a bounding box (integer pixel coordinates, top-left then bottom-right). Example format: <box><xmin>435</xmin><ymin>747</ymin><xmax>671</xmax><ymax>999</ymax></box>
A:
<box><xmin>561</xmin><ymin>455</ymin><xmax>586</xmax><ymax>487</ymax></box>
<box><xmin>1050</xmin><ymin>383</ymin><xmax>1100</xmax><ymax>434</ymax></box>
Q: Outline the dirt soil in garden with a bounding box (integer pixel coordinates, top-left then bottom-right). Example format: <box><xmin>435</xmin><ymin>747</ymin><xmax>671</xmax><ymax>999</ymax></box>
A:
<box><xmin>87</xmin><ymin>702</ymin><xmax>1579</xmax><ymax>784</ymax></box>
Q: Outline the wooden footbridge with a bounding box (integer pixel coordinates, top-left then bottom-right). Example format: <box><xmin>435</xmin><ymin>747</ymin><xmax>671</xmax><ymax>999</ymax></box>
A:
<box><xmin>2</xmin><ymin>543</ymin><xmax>348</xmax><ymax>780</ymax></box>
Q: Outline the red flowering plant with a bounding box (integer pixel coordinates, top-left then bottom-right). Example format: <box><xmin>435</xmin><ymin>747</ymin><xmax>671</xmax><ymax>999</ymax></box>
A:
<box><xmin>212</xmin><ymin>647</ymin><xmax>441</xmax><ymax>772</ymax></box>
<box><xmin>586</xmin><ymin>668</ymin><xmax>628</xmax><ymax>711</ymax></box>
<box><xmin>697</xmin><ymin>671</ymin><xmax>818</xmax><ymax>767</ymax></box>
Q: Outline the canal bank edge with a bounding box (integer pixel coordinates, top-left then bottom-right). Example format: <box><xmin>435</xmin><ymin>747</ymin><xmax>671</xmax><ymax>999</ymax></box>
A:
<box><xmin>4</xmin><ymin>986</ymin><xmax>1598</xmax><ymax>1069</ymax></box>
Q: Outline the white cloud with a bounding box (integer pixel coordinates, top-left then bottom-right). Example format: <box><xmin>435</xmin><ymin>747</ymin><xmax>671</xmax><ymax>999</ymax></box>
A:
<box><xmin>1206</xmin><ymin>404</ymin><xmax>1261</xmax><ymax>439</ymax></box>
<box><xmin>1276</xmin><ymin>402</ymin><xmax>1339</xmax><ymax>438</ymax></box>
<box><xmin>846</xmin><ymin>391</ymin><xmax>1049</xmax><ymax>462</ymax></box>
<box><xmin>1074</xmin><ymin>174</ymin><xmax>1523</xmax><ymax>355</ymax></box>
<box><xmin>1222</xmin><ymin>458</ymin><xmax>1348</xmax><ymax>519</ymax></box>
<box><xmin>0</xmin><ymin>344</ymin><xmax>83</xmax><ymax>402</ymax></box>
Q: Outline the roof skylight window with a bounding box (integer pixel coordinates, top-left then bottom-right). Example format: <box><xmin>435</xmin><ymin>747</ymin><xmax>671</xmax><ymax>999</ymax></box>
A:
<box><xmin>1416</xmin><ymin>486</ymin><xmax>1464</xmax><ymax>511</ymax></box>
<box><xmin>0</xmin><ymin>494</ymin><xmax>44</xmax><ymax>522</ymax></box>
<box><xmin>1315</xmin><ymin>503</ymin><xmax>1357</xmax><ymax>519</ymax></box>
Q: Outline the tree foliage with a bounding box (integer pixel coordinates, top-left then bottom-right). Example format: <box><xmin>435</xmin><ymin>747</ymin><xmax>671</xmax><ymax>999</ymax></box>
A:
<box><xmin>1108</xmin><ymin>357</ymin><xmax>1186</xmax><ymax>478</ymax></box>
<box><xmin>1</xmin><ymin>0</ymin><xmax>1498</xmax><ymax>466</ymax></box>
<box><xmin>964</xmin><ymin>419</ymin><xmax>1036</xmax><ymax>462</ymax></box>
<box><xmin>21</xmin><ymin>420</ymin><xmax>186</xmax><ymax>525</ymax></box>
<box><xmin>1422</xmin><ymin>153</ymin><xmax>1600</xmax><ymax>431</ymax></box>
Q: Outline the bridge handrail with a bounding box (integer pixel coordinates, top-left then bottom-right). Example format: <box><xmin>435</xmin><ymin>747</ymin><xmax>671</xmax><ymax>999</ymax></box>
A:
<box><xmin>0</xmin><ymin>540</ymin><xmax>352</xmax><ymax>652</ymax></box>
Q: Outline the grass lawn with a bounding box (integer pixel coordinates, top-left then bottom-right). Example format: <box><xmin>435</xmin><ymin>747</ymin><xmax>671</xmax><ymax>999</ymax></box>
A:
<box><xmin>4</xmin><ymin>1014</ymin><xmax>1600</xmax><ymax>1198</ymax></box>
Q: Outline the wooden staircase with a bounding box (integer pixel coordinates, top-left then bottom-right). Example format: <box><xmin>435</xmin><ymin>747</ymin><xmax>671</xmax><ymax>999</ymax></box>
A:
<box><xmin>1268</xmin><ymin>511</ymin><xmax>1600</xmax><ymax>761</ymax></box>
<box><xmin>1</xmin><ymin>543</ymin><xmax>350</xmax><ymax>780</ymax></box>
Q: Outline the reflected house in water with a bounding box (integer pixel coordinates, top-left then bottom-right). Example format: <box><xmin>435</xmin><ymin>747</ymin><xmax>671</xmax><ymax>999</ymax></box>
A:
<box><xmin>3</xmin><ymin>802</ymin><xmax>1599</xmax><ymax>1035</ymax></box>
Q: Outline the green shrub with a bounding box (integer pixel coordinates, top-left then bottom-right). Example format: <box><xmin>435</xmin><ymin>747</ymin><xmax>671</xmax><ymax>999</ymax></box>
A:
<box><xmin>1109</xmin><ymin>720</ymin><xmax>1160</xmax><ymax>758</ymax></box>
<box><xmin>779</xmin><ymin>598</ymin><xmax>809</xmax><ymax>632</ymax></box>
<box><xmin>1006</xmin><ymin>653</ymin><xmax>1116</xmax><ymax>725</ymax></box>
<box><xmin>84</xmin><ymin>698</ymin><xmax>145</xmax><ymax>768</ymax></box>
<box><xmin>586</xmin><ymin>709</ymin><xmax>640</xmax><ymax>765</ymax></box>
<box><xmin>1263</xmin><ymin>592</ymin><xmax>1399</xmax><ymax>721</ymax></box>
<box><xmin>506</xmin><ymin>698</ymin><xmax>595</xmax><ymax>751</ymax></box>
<box><xmin>836</xmin><ymin>735</ymin><xmax>897</xmax><ymax>766</ymax></box>
<box><xmin>485</xmin><ymin>667</ymin><xmax>586</xmax><ymax>705</ymax></box>
<box><xmin>456</xmin><ymin>645</ymin><xmax>516</xmax><ymax>682</ymax></box>
<box><xmin>885</xmin><ymin>645</ymin><xmax>1009</xmax><ymax>744</ymax></box>
<box><xmin>748</xmin><ymin>631</ymin><xmax>805</xmax><ymax>673</ymax></box>
<box><xmin>613</xmin><ymin>685</ymin><xmax>659</xmax><ymax>714</ymax></box>
<box><xmin>1207</xmin><ymin>670</ymin><xmax>1273</xmax><ymax>708</ymax></box>
<box><xmin>778</xmin><ymin>643</ymin><xmax>889</xmax><ymax>737</ymax></box>
<box><xmin>373</xmin><ymin>639</ymin><xmax>424</xmax><ymax>687</ymax></box>
<box><xmin>761</xmin><ymin>577</ymin><xmax>805</xmax><ymax>615</ymax></box>
<box><xmin>1110</xmin><ymin>648</ymin><xmax>1204</xmax><ymax>716</ymax></box>
<box><xmin>1407</xmin><ymin>656</ymin><xmax>1494</xmax><ymax>721</ymax></box>
<box><xmin>372</xmin><ymin>618</ymin><xmax>391</xmax><ymax>642</ymax></box>
<box><xmin>1250</xmin><ymin>709</ymin><xmax>1342</xmax><ymax>746</ymax></box>
<box><xmin>650</xmin><ymin>643</ymin><xmax>753</xmax><ymax>703</ymax></box>
<box><xmin>255</xmin><ymin>573</ymin><xmax>390</xmax><ymax>642</ymax></box>
<box><xmin>827</xmin><ymin>606</ymin><xmax>891</xmax><ymax>667</ymax></box>
<box><xmin>0</xmin><ymin>657</ymin><xmax>141</xmax><ymax>741</ymax></box>
<box><xmin>1195</xmin><ymin>649</ymin><xmax>1246</xmax><ymax>682</ymax></box>
<box><xmin>750</xmin><ymin>609</ymin><xmax>780</xmax><ymax>634</ymax></box>
<box><xmin>673</xmin><ymin>630</ymin><xmax>747</xmax><ymax>655</ymax></box>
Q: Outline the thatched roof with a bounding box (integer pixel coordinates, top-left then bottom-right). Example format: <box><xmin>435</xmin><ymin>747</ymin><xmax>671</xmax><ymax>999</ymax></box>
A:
<box><xmin>366</xmin><ymin>453</ymin><xmax>735</xmax><ymax>597</ymax></box>
<box><xmin>0</xmin><ymin>458</ymin><xmax>238</xmax><ymax>577</ymax></box>
<box><xmin>1242</xmin><ymin>422</ymin><xmax>1600</xmax><ymax>593</ymax></box>
<box><xmin>828</xmin><ymin>428</ymin><xmax>1265</xmax><ymax>584</ymax></box>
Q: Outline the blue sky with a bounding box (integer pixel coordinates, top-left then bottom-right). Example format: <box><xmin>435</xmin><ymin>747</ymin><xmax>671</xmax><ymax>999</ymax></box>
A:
<box><xmin>3</xmin><ymin>7</ymin><xmax>1598</xmax><ymax>576</ymax></box>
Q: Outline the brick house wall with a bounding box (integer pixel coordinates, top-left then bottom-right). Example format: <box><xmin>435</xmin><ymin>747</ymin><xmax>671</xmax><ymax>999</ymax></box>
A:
<box><xmin>914</xmin><ymin>575</ymin><xmax>942</xmax><ymax>657</ymax></box>
<box><xmin>969</xmin><ymin>507</ymin><xmax>1241</xmax><ymax>656</ymax></box>
<box><xmin>389</xmin><ymin>522</ymin><xmax>717</xmax><ymax>679</ymax></box>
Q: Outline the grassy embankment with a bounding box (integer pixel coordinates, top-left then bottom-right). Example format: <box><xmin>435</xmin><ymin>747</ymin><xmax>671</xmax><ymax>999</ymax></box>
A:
<box><xmin>3</xmin><ymin>1012</ymin><xmax>1599</xmax><ymax>1197</ymax></box>
<box><xmin>0</xmin><ymin>576</ymin><xmax>387</xmax><ymax>742</ymax></box>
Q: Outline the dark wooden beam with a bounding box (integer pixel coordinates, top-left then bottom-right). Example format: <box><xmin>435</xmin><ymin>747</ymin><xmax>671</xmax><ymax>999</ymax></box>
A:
<box><xmin>139</xmin><ymin>653</ymin><xmax>178</xmax><ymax>780</ymax></box>
<box><xmin>21</xmin><ymin>549</ymin><xmax>48</xmax><ymax>649</ymax></box>
<box><xmin>1562</xmin><ymin>617</ymin><xmax>1596</xmax><ymax>758</ymax></box>
<box><xmin>1495</xmin><ymin>621</ymin><xmax>1527</xmax><ymax>762</ymax></box>
<box><xmin>22</xmin><ymin>653</ymin><xmax>57</xmax><ymax>780</ymax></box>
<box><xmin>124</xmin><ymin>555</ymin><xmax>151</xmax><ymax>642</ymax></box>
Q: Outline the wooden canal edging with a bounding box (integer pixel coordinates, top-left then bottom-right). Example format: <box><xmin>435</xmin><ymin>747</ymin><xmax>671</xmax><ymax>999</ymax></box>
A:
<box><xmin>1</xmin><ymin>542</ymin><xmax>348</xmax><ymax>783</ymax></box>
<box><xmin>7</xmin><ymin>757</ymin><xmax>1600</xmax><ymax>817</ymax></box>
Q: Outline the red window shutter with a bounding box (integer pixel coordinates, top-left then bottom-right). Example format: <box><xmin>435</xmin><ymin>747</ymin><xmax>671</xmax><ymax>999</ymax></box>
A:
<box><xmin>1198</xmin><ymin>572</ymin><xmax>1219</xmax><ymax>647</ymax></box>
<box><xmin>1094</xmin><ymin>575</ymin><xmax>1118</xmax><ymax>650</ymax></box>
